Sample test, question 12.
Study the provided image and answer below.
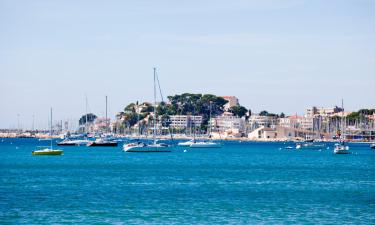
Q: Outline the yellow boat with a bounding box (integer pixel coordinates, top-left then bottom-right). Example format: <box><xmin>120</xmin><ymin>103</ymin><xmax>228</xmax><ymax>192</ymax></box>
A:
<box><xmin>32</xmin><ymin>108</ymin><xmax>63</xmax><ymax>156</ymax></box>
<box><xmin>32</xmin><ymin>148</ymin><xmax>63</xmax><ymax>156</ymax></box>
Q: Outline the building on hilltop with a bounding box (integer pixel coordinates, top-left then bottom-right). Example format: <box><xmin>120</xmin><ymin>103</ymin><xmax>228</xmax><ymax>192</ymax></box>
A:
<box><xmin>222</xmin><ymin>96</ymin><xmax>239</xmax><ymax>111</ymax></box>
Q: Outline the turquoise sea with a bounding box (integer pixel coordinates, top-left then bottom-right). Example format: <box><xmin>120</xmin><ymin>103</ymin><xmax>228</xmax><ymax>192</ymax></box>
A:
<box><xmin>1</xmin><ymin>138</ymin><xmax>375</xmax><ymax>224</ymax></box>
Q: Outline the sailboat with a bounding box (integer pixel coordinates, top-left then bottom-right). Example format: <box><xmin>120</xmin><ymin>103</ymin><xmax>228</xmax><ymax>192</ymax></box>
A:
<box><xmin>178</xmin><ymin>116</ymin><xmax>197</xmax><ymax>146</ymax></box>
<box><xmin>123</xmin><ymin>68</ymin><xmax>171</xmax><ymax>152</ymax></box>
<box><xmin>178</xmin><ymin>139</ymin><xmax>196</xmax><ymax>146</ymax></box>
<box><xmin>190</xmin><ymin>101</ymin><xmax>221</xmax><ymax>148</ymax></box>
<box><xmin>58</xmin><ymin>95</ymin><xmax>90</xmax><ymax>146</ymax></box>
<box><xmin>32</xmin><ymin>108</ymin><xmax>63</xmax><ymax>156</ymax></box>
<box><xmin>334</xmin><ymin>99</ymin><xmax>350</xmax><ymax>154</ymax></box>
<box><xmin>88</xmin><ymin>96</ymin><xmax>118</xmax><ymax>147</ymax></box>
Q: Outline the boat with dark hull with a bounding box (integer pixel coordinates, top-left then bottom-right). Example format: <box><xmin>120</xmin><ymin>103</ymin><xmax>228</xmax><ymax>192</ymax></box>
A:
<box><xmin>87</xmin><ymin>139</ymin><xmax>118</xmax><ymax>147</ymax></box>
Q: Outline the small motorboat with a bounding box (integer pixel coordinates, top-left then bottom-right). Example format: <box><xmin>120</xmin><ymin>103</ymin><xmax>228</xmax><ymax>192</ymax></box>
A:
<box><xmin>370</xmin><ymin>144</ymin><xmax>375</xmax><ymax>149</ymax></box>
<box><xmin>334</xmin><ymin>143</ymin><xmax>350</xmax><ymax>154</ymax></box>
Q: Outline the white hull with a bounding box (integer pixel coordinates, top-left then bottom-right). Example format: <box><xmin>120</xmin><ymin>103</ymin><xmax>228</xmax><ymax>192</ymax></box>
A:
<box><xmin>178</xmin><ymin>140</ymin><xmax>196</xmax><ymax>146</ymax></box>
<box><xmin>58</xmin><ymin>139</ymin><xmax>89</xmax><ymax>146</ymax></box>
<box><xmin>123</xmin><ymin>143</ymin><xmax>171</xmax><ymax>152</ymax></box>
<box><xmin>71</xmin><ymin>139</ymin><xmax>90</xmax><ymax>145</ymax></box>
<box><xmin>334</xmin><ymin>145</ymin><xmax>350</xmax><ymax>154</ymax></box>
<box><xmin>296</xmin><ymin>143</ymin><xmax>325</xmax><ymax>149</ymax></box>
<box><xmin>190</xmin><ymin>142</ymin><xmax>221</xmax><ymax>148</ymax></box>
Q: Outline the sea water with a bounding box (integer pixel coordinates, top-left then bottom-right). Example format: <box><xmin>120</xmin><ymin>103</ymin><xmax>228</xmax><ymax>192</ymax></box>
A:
<box><xmin>0</xmin><ymin>138</ymin><xmax>374</xmax><ymax>224</ymax></box>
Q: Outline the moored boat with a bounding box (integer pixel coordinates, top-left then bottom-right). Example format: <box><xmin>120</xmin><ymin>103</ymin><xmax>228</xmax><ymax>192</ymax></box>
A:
<box><xmin>370</xmin><ymin>144</ymin><xmax>375</xmax><ymax>149</ymax></box>
<box><xmin>32</xmin><ymin>147</ymin><xmax>63</xmax><ymax>156</ymax></box>
<box><xmin>123</xmin><ymin>68</ymin><xmax>171</xmax><ymax>153</ymax></box>
<box><xmin>190</xmin><ymin>141</ymin><xmax>221</xmax><ymax>148</ymax></box>
<box><xmin>57</xmin><ymin>140</ymin><xmax>76</xmax><ymax>146</ymax></box>
<box><xmin>334</xmin><ymin>143</ymin><xmax>350</xmax><ymax>154</ymax></box>
<box><xmin>58</xmin><ymin>139</ymin><xmax>89</xmax><ymax>146</ymax></box>
<box><xmin>296</xmin><ymin>143</ymin><xmax>325</xmax><ymax>150</ymax></box>
<box><xmin>333</xmin><ymin>99</ymin><xmax>350</xmax><ymax>155</ymax></box>
<box><xmin>188</xmin><ymin>100</ymin><xmax>221</xmax><ymax>149</ymax></box>
<box><xmin>87</xmin><ymin>138</ymin><xmax>118</xmax><ymax>147</ymax></box>
<box><xmin>32</xmin><ymin>108</ymin><xmax>63</xmax><ymax>156</ymax></box>
<box><xmin>178</xmin><ymin>139</ymin><xmax>196</xmax><ymax>147</ymax></box>
<box><xmin>123</xmin><ymin>142</ymin><xmax>170</xmax><ymax>152</ymax></box>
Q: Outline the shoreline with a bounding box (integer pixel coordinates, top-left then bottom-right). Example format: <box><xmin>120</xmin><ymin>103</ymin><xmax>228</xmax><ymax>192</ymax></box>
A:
<box><xmin>1</xmin><ymin>132</ymin><xmax>374</xmax><ymax>144</ymax></box>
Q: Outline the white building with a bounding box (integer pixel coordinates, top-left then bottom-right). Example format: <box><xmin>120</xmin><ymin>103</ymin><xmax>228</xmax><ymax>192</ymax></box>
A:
<box><xmin>210</xmin><ymin>113</ymin><xmax>245</xmax><ymax>134</ymax></box>
<box><xmin>279</xmin><ymin>115</ymin><xmax>313</xmax><ymax>130</ymax></box>
<box><xmin>169</xmin><ymin>115</ymin><xmax>203</xmax><ymax>129</ymax></box>
<box><xmin>300</xmin><ymin>116</ymin><xmax>313</xmax><ymax>130</ymax></box>
<box><xmin>248</xmin><ymin>126</ymin><xmax>278</xmax><ymax>140</ymax></box>
<box><xmin>248</xmin><ymin>115</ymin><xmax>277</xmax><ymax>130</ymax></box>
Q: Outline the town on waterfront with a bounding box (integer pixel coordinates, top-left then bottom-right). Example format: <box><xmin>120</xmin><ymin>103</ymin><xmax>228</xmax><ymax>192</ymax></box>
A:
<box><xmin>2</xmin><ymin>94</ymin><xmax>374</xmax><ymax>143</ymax></box>
<box><xmin>2</xmin><ymin>0</ymin><xmax>375</xmax><ymax>224</ymax></box>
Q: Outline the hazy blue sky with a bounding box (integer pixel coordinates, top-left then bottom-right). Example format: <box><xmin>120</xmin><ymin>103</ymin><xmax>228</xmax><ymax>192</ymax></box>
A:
<box><xmin>0</xmin><ymin>0</ymin><xmax>374</xmax><ymax>129</ymax></box>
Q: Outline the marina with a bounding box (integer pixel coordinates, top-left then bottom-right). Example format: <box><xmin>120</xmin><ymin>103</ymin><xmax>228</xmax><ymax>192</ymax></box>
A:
<box><xmin>1</xmin><ymin>138</ymin><xmax>375</xmax><ymax>224</ymax></box>
<box><xmin>1</xmin><ymin>0</ymin><xmax>374</xmax><ymax>224</ymax></box>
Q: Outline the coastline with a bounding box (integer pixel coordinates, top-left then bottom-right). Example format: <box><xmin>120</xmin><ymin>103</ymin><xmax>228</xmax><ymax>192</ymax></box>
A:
<box><xmin>1</xmin><ymin>132</ymin><xmax>374</xmax><ymax>144</ymax></box>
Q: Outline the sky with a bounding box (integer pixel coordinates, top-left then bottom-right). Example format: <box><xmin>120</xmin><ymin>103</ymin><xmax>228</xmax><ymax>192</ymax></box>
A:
<box><xmin>0</xmin><ymin>0</ymin><xmax>374</xmax><ymax>129</ymax></box>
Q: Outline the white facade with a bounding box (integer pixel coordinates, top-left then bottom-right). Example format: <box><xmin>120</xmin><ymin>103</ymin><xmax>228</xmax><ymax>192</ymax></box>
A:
<box><xmin>300</xmin><ymin>116</ymin><xmax>313</xmax><ymax>130</ymax></box>
<box><xmin>248</xmin><ymin>126</ymin><xmax>277</xmax><ymax>140</ymax></box>
<box><xmin>248</xmin><ymin>115</ymin><xmax>277</xmax><ymax>130</ymax></box>
<box><xmin>279</xmin><ymin>116</ymin><xmax>313</xmax><ymax>130</ymax></box>
<box><xmin>210</xmin><ymin>114</ymin><xmax>245</xmax><ymax>133</ymax></box>
<box><xmin>169</xmin><ymin>115</ymin><xmax>203</xmax><ymax>129</ymax></box>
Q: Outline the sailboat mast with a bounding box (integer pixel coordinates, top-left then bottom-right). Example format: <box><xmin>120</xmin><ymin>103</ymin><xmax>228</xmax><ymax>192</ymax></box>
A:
<box><xmin>105</xmin><ymin>95</ymin><xmax>108</xmax><ymax>133</ymax></box>
<box><xmin>153</xmin><ymin>67</ymin><xmax>157</xmax><ymax>144</ymax></box>
<box><xmin>341</xmin><ymin>99</ymin><xmax>344</xmax><ymax>141</ymax></box>
<box><xmin>209</xmin><ymin>101</ymin><xmax>212</xmax><ymax>136</ymax></box>
<box><xmin>50</xmin><ymin>107</ymin><xmax>53</xmax><ymax>149</ymax></box>
<box><xmin>85</xmin><ymin>95</ymin><xmax>88</xmax><ymax>133</ymax></box>
<box><xmin>136</xmin><ymin>101</ymin><xmax>140</xmax><ymax>136</ymax></box>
